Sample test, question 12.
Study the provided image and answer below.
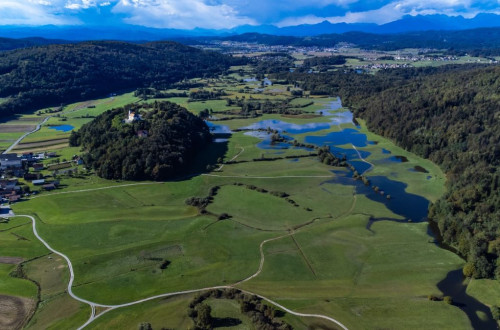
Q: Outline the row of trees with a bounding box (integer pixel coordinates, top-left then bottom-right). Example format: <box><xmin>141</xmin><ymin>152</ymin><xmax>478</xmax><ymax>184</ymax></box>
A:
<box><xmin>188</xmin><ymin>288</ymin><xmax>292</xmax><ymax>330</ymax></box>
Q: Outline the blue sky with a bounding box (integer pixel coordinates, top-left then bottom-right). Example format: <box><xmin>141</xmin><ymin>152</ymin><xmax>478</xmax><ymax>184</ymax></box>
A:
<box><xmin>0</xmin><ymin>0</ymin><xmax>498</xmax><ymax>29</ymax></box>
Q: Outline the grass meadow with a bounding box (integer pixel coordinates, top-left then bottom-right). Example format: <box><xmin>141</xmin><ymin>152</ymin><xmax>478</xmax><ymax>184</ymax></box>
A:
<box><xmin>0</xmin><ymin>74</ymin><xmax>488</xmax><ymax>329</ymax></box>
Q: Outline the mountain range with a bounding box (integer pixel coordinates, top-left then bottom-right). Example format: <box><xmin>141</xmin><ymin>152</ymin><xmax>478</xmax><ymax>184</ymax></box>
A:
<box><xmin>0</xmin><ymin>14</ymin><xmax>499</xmax><ymax>41</ymax></box>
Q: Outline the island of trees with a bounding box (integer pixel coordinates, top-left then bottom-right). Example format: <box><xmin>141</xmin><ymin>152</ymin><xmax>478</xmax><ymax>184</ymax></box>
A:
<box><xmin>69</xmin><ymin>101</ymin><xmax>212</xmax><ymax>181</ymax></box>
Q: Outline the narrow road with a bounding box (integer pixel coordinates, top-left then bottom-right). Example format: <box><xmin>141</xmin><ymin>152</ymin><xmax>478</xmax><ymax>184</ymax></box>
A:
<box><xmin>216</xmin><ymin>146</ymin><xmax>244</xmax><ymax>171</ymax></box>
<box><xmin>352</xmin><ymin>144</ymin><xmax>374</xmax><ymax>174</ymax></box>
<box><xmin>3</xmin><ymin>116</ymin><xmax>52</xmax><ymax>154</ymax></box>
<box><xmin>17</xmin><ymin>214</ymin><xmax>349</xmax><ymax>330</ymax></box>
<box><xmin>203</xmin><ymin>174</ymin><xmax>334</xmax><ymax>179</ymax></box>
<box><xmin>3</xmin><ymin>97</ymin><xmax>113</xmax><ymax>154</ymax></box>
<box><xmin>29</xmin><ymin>182</ymin><xmax>163</xmax><ymax>199</ymax></box>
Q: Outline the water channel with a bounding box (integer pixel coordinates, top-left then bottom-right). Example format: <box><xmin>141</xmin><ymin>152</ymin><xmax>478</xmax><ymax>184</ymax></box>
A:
<box><xmin>210</xmin><ymin>97</ymin><xmax>497</xmax><ymax>329</ymax></box>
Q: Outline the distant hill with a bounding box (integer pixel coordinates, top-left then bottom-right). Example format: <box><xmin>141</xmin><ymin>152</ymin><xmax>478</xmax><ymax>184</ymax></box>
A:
<box><xmin>0</xmin><ymin>14</ymin><xmax>499</xmax><ymax>40</ymax></box>
<box><xmin>0</xmin><ymin>37</ymin><xmax>71</xmax><ymax>51</ymax></box>
<box><xmin>0</xmin><ymin>41</ymin><xmax>243</xmax><ymax>117</ymax></box>
<box><xmin>211</xmin><ymin>28</ymin><xmax>500</xmax><ymax>55</ymax></box>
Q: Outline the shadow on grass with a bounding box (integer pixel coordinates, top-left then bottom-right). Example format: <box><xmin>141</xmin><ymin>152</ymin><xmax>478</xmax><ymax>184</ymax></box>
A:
<box><xmin>212</xmin><ymin>317</ymin><xmax>242</xmax><ymax>328</ymax></box>
<box><xmin>184</xmin><ymin>139</ymin><xmax>228</xmax><ymax>176</ymax></box>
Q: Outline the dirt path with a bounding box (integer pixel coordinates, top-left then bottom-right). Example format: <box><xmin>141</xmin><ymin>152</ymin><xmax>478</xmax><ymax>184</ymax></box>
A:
<box><xmin>3</xmin><ymin>116</ymin><xmax>51</xmax><ymax>154</ymax></box>
<box><xmin>203</xmin><ymin>174</ymin><xmax>334</xmax><ymax>179</ymax></box>
<box><xmin>3</xmin><ymin>98</ymin><xmax>112</xmax><ymax>154</ymax></box>
<box><xmin>0</xmin><ymin>295</ymin><xmax>36</xmax><ymax>330</ymax></box>
<box><xmin>17</xmin><ymin>214</ymin><xmax>349</xmax><ymax>330</ymax></box>
<box><xmin>29</xmin><ymin>182</ymin><xmax>163</xmax><ymax>199</ymax></box>
<box><xmin>216</xmin><ymin>146</ymin><xmax>244</xmax><ymax>171</ymax></box>
<box><xmin>352</xmin><ymin>145</ymin><xmax>374</xmax><ymax>174</ymax></box>
<box><xmin>291</xmin><ymin>234</ymin><xmax>317</xmax><ymax>277</ymax></box>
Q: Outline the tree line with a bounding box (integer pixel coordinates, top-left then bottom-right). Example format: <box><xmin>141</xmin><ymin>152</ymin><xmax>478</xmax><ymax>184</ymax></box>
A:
<box><xmin>0</xmin><ymin>41</ymin><xmax>245</xmax><ymax>118</ymax></box>
<box><xmin>276</xmin><ymin>64</ymin><xmax>500</xmax><ymax>279</ymax></box>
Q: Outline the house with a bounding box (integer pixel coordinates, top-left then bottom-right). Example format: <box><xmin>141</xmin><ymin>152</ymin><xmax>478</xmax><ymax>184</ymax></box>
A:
<box><xmin>137</xmin><ymin>130</ymin><xmax>148</xmax><ymax>138</ymax></box>
<box><xmin>21</xmin><ymin>152</ymin><xmax>34</xmax><ymax>161</ymax></box>
<box><xmin>126</xmin><ymin>110</ymin><xmax>140</xmax><ymax>123</ymax></box>
<box><xmin>8</xmin><ymin>194</ymin><xmax>20</xmax><ymax>203</ymax></box>
<box><xmin>33</xmin><ymin>163</ymin><xmax>45</xmax><ymax>171</ymax></box>
<box><xmin>24</xmin><ymin>173</ymin><xmax>38</xmax><ymax>181</ymax></box>
<box><xmin>0</xmin><ymin>154</ymin><xmax>22</xmax><ymax>171</ymax></box>
<box><xmin>72</xmin><ymin>155</ymin><xmax>84</xmax><ymax>165</ymax></box>
<box><xmin>32</xmin><ymin>179</ymin><xmax>45</xmax><ymax>185</ymax></box>
<box><xmin>43</xmin><ymin>183</ymin><xmax>56</xmax><ymax>191</ymax></box>
<box><xmin>0</xmin><ymin>179</ymin><xmax>18</xmax><ymax>189</ymax></box>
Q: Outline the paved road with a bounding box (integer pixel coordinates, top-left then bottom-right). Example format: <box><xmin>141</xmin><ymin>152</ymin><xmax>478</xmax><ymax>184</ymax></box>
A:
<box><xmin>17</xmin><ymin>214</ymin><xmax>349</xmax><ymax>330</ymax></box>
<box><xmin>3</xmin><ymin>116</ymin><xmax>52</xmax><ymax>154</ymax></box>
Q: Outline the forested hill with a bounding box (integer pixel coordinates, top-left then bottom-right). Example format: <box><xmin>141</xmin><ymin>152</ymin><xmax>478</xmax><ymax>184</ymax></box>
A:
<box><xmin>353</xmin><ymin>66</ymin><xmax>500</xmax><ymax>279</ymax></box>
<box><xmin>276</xmin><ymin>64</ymin><xmax>500</xmax><ymax>279</ymax></box>
<box><xmin>0</xmin><ymin>37</ymin><xmax>70</xmax><ymax>51</ymax></box>
<box><xmin>0</xmin><ymin>41</ymin><xmax>242</xmax><ymax>117</ymax></box>
<box><xmin>70</xmin><ymin>101</ymin><xmax>211</xmax><ymax>181</ymax></box>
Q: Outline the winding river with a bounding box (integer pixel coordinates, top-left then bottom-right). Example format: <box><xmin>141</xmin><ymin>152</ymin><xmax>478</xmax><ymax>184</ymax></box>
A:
<box><xmin>211</xmin><ymin>98</ymin><xmax>497</xmax><ymax>329</ymax></box>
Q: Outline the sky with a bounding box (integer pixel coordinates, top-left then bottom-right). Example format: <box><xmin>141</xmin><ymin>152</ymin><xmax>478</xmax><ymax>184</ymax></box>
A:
<box><xmin>0</xmin><ymin>0</ymin><xmax>498</xmax><ymax>29</ymax></box>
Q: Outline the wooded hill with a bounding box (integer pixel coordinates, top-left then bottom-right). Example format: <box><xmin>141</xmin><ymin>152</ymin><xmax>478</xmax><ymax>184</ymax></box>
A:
<box><xmin>276</xmin><ymin>64</ymin><xmax>500</xmax><ymax>279</ymax></box>
<box><xmin>0</xmin><ymin>41</ymin><xmax>243</xmax><ymax>117</ymax></box>
<box><xmin>70</xmin><ymin>101</ymin><xmax>212</xmax><ymax>181</ymax></box>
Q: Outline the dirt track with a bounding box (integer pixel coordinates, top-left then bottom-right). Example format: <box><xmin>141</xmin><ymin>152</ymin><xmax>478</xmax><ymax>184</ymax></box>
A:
<box><xmin>0</xmin><ymin>295</ymin><xmax>35</xmax><ymax>330</ymax></box>
<box><xmin>0</xmin><ymin>257</ymin><xmax>23</xmax><ymax>264</ymax></box>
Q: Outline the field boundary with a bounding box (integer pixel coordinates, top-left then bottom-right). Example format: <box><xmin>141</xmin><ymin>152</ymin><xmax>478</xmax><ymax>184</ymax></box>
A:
<box><xmin>16</xmin><ymin>214</ymin><xmax>349</xmax><ymax>330</ymax></box>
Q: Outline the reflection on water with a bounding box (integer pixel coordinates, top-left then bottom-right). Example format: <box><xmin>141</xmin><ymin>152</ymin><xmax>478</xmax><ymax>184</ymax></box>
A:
<box><xmin>305</xmin><ymin>128</ymin><xmax>369</xmax><ymax>148</ymax></box>
<box><xmin>230</xmin><ymin>99</ymin><xmax>495</xmax><ymax>326</ymax></box>
<box><xmin>242</xmin><ymin>119</ymin><xmax>330</xmax><ymax>134</ymax></box>
<box><xmin>324</xmin><ymin>170</ymin><xmax>430</xmax><ymax>222</ymax></box>
<box><xmin>437</xmin><ymin>269</ymin><xmax>497</xmax><ymax>330</ymax></box>
<box><xmin>206</xmin><ymin>121</ymin><xmax>231</xmax><ymax>134</ymax></box>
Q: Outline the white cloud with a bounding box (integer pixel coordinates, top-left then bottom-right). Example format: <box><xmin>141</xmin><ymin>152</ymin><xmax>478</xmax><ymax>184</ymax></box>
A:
<box><xmin>0</xmin><ymin>0</ymin><xmax>77</xmax><ymax>25</ymax></box>
<box><xmin>65</xmin><ymin>0</ymin><xmax>113</xmax><ymax>9</ymax></box>
<box><xmin>277</xmin><ymin>0</ymin><xmax>500</xmax><ymax>26</ymax></box>
<box><xmin>112</xmin><ymin>0</ymin><xmax>256</xmax><ymax>29</ymax></box>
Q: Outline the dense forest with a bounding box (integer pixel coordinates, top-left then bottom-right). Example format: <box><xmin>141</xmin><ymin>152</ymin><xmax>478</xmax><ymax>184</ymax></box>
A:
<box><xmin>0</xmin><ymin>37</ymin><xmax>70</xmax><ymax>51</ymax></box>
<box><xmin>207</xmin><ymin>28</ymin><xmax>500</xmax><ymax>55</ymax></box>
<box><xmin>70</xmin><ymin>101</ymin><xmax>212</xmax><ymax>181</ymax></box>
<box><xmin>0</xmin><ymin>41</ymin><xmax>243</xmax><ymax>117</ymax></box>
<box><xmin>276</xmin><ymin>64</ymin><xmax>500</xmax><ymax>279</ymax></box>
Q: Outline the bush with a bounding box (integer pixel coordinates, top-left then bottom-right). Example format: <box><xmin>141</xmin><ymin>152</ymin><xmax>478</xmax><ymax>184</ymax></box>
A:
<box><xmin>491</xmin><ymin>305</ymin><xmax>500</xmax><ymax>320</ymax></box>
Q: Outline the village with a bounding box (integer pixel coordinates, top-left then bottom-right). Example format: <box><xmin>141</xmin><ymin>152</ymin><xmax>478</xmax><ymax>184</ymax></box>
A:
<box><xmin>0</xmin><ymin>151</ymin><xmax>83</xmax><ymax>205</ymax></box>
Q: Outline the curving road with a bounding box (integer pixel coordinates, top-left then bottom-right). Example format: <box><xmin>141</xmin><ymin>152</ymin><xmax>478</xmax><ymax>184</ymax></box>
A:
<box><xmin>215</xmin><ymin>146</ymin><xmax>245</xmax><ymax>171</ymax></box>
<box><xmin>17</xmin><ymin>214</ymin><xmax>349</xmax><ymax>330</ymax></box>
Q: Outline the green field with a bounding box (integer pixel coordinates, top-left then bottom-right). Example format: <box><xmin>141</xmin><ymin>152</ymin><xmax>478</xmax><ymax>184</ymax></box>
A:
<box><xmin>0</xmin><ymin>70</ymin><xmax>491</xmax><ymax>329</ymax></box>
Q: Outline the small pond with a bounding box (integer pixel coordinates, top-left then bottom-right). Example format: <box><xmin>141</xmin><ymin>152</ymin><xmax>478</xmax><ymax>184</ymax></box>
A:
<box><xmin>206</xmin><ymin>121</ymin><xmax>231</xmax><ymax>134</ymax></box>
<box><xmin>49</xmin><ymin>125</ymin><xmax>74</xmax><ymax>132</ymax></box>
